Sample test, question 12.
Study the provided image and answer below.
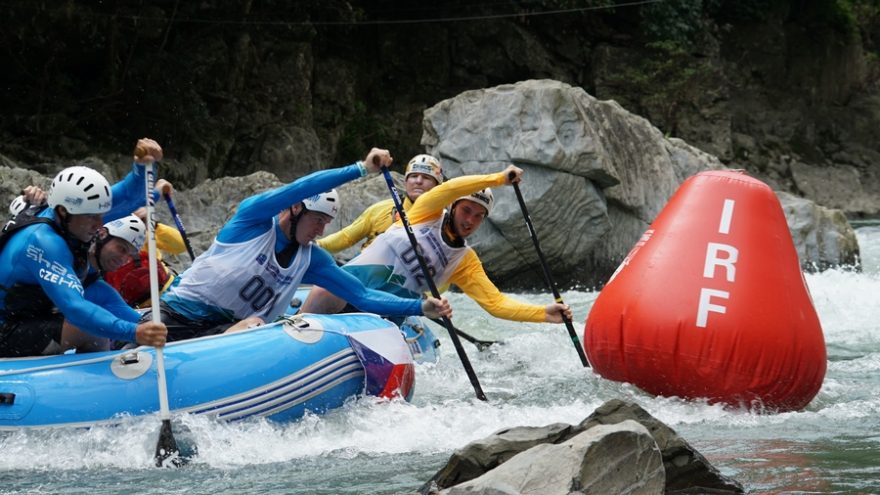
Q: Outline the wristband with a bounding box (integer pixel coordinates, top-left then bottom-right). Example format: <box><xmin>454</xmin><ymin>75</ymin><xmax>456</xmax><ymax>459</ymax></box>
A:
<box><xmin>355</xmin><ymin>161</ymin><xmax>368</xmax><ymax>177</ymax></box>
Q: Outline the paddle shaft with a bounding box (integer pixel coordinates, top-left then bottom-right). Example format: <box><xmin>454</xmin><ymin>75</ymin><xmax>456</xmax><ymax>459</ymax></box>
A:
<box><xmin>145</xmin><ymin>163</ymin><xmax>180</xmax><ymax>466</ymax></box>
<box><xmin>163</xmin><ymin>194</ymin><xmax>197</xmax><ymax>261</ymax></box>
<box><xmin>511</xmin><ymin>179</ymin><xmax>591</xmax><ymax>368</ymax></box>
<box><xmin>378</xmin><ymin>166</ymin><xmax>487</xmax><ymax>401</ymax></box>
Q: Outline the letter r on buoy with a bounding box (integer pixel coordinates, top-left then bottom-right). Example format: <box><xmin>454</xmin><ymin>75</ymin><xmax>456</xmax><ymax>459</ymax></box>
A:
<box><xmin>697</xmin><ymin>288</ymin><xmax>729</xmax><ymax>328</ymax></box>
<box><xmin>704</xmin><ymin>243</ymin><xmax>738</xmax><ymax>282</ymax></box>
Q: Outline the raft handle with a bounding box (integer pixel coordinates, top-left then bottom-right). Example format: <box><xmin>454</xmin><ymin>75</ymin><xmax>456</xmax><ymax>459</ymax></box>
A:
<box><xmin>0</xmin><ymin>393</ymin><xmax>14</xmax><ymax>405</ymax></box>
<box><xmin>120</xmin><ymin>352</ymin><xmax>140</xmax><ymax>365</ymax></box>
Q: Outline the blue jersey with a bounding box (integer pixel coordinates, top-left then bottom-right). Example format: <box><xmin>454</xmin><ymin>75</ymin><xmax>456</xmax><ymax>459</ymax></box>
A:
<box><xmin>162</xmin><ymin>164</ymin><xmax>423</xmax><ymax>322</ymax></box>
<box><xmin>0</xmin><ymin>163</ymin><xmax>150</xmax><ymax>343</ymax></box>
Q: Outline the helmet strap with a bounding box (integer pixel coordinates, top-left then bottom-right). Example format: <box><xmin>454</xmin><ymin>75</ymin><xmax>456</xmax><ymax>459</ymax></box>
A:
<box><xmin>278</xmin><ymin>206</ymin><xmax>305</xmax><ymax>268</ymax></box>
<box><xmin>442</xmin><ymin>207</ymin><xmax>465</xmax><ymax>247</ymax></box>
<box><xmin>55</xmin><ymin>206</ymin><xmax>91</xmax><ymax>278</ymax></box>
<box><xmin>91</xmin><ymin>234</ymin><xmax>111</xmax><ymax>274</ymax></box>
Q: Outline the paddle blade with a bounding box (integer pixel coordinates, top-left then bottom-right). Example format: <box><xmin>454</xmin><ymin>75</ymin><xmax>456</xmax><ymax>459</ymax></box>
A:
<box><xmin>154</xmin><ymin>418</ymin><xmax>182</xmax><ymax>468</ymax></box>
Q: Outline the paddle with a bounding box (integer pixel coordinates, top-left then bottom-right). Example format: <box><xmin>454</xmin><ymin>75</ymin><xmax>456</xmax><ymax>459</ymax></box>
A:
<box><xmin>378</xmin><ymin>164</ymin><xmax>487</xmax><ymax>401</ymax></box>
<box><xmin>145</xmin><ymin>162</ymin><xmax>181</xmax><ymax>466</ymax></box>
<box><xmin>427</xmin><ymin>317</ymin><xmax>497</xmax><ymax>351</ymax></box>
<box><xmin>510</xmin><ymin>177</ymin><xmax>591</xmax><ymax>368</ymax></box>
<box><xmin>163</xmin><ymin>193</ymin><xmax>197</xmax><ymax>261</ymax></box>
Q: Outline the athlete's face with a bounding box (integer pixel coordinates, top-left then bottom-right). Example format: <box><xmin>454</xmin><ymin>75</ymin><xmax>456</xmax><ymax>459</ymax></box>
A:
<box><xmin>98</xmin><ymin>236</ymin><xmax>137</xmax><ymax>272</ymax></box>
<box><xmin>451</xmin><ymin>200</ymin><xmax>487</xmax><ymax>238</ymax></box>
<box><xmin>66</xmin><ymin>211</ymin><xmax>104</xmax><ymax>243</ymax></box>
<box><xmin>405</xmin><ymin>173</ymin><xmax>439</xmax><ymax>202</ymax></box>
<box><xmin>295</xmin><ymin>210</ymin><xmax>333</xmax><ymax>245</ymax></box>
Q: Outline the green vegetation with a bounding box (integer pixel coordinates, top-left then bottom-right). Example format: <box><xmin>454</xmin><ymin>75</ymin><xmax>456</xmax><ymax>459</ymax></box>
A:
<box><xmin>338</xmin><ymin>101</ymin><xmax>392</xmax><ymax>162</ymax></box>
<box><xmin>602</xmin><ymin>40</ymin><xmax>714</xmax><ymax>136</ymax></box>
<box><xmin>641</xmin><ymin>0</ymin><xmax>721</xmax><ymax>47</ymax></box>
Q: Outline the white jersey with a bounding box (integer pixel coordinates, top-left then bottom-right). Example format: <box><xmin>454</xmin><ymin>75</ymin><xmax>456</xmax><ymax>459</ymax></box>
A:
<box><xmin>167</xmin><ymin>222</ymin><xmax>311</xmax><ymax>321</ymax></box>
<box><xmin>344</xmin><ymin>211</ymin><xmax>468</xmax><ymax>298</ymax></box>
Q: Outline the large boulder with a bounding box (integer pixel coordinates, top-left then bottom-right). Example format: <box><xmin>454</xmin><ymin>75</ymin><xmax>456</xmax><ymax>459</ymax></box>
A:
<box><xmin>441</xmin><ymin>421</ymin><xmax>664</xmax><ymax>495</ymax></box>
<box><xmin>421</xmin><ymin>399</ymin><xmax>743</xmax><ymax>495</ymax></box>
<box><xmin>419</xmin><ymin>79</ymin><xmax>860</xmax><ymax>288</ymax></box>
<box><xmin>576</xmin><ymin>400</ymin><xmax>742</xmax><ymax>494</ymax></box>
<box><xmin>778</xmin><ymin>191</ymin><xmax>860</xmax><ymax>269</ymax></box>
<box><xmin>421</xmin><ymin>80</ymin><xmax>719</xmax><ymax>288</ymax></box>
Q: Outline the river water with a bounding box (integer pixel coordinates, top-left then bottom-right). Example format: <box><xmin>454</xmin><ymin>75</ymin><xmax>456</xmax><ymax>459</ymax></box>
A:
<box><xmin>1</xmin><ymin>226</ymin><xmax>878</xmax><ymax>494</ymax></box>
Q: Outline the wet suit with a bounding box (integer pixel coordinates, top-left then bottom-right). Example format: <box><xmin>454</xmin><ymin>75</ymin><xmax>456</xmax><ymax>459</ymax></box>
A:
<box><xmin>318</xmin><ymin>196</ymin><xmax>413</xmax><ymax>253</ymax></box>
<box><xmin>156</xmin><ymin>163</ymin><xmax>427</xmax><ymax>342</ymax></box>
<box><xmin>0</xmin><ymin>164</ymin><xmax>150</xmax><ymax>357</ymax></box>
<box><xmin>344</xmin><ymin>172</ymin><xmax>546</xmax><ymax>323</ymax></box>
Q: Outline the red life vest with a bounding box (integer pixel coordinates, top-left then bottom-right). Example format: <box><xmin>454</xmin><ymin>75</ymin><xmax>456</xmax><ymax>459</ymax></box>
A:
<box><xmin>103</xmin><ymin>252</ymin><xmax>173</xmax><ymax>307</ymax></box>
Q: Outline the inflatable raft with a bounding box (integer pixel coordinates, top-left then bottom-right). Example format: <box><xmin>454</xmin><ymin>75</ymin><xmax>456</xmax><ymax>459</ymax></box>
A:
<box><xmin>0</xmin><ymin>313</ymin><xmax>419</xmax><ymax>430</ymax></box>
<box><xmin>287</xmin><ymin>286</ymin><xmax>441</xmax><ymax>364</ymax></box>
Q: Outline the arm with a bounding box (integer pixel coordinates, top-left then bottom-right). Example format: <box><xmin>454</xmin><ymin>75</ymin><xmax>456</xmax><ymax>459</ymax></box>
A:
<box><xmin>450</xmin><ymin>250</ymin><xmax>545</xmax><ymax>323</ymax></box>
<box><xmin>106</xmin><ymin>137</ymin><xmax>164</xmax><ymax>222</ymax></box>
<box><xmin>317</xmin><ymin>201</ymin><xmax>382</xmax><ymax>253</ymax></box>
<box><xmin>407</xmin><ymin>172</ymin><xmax>508</xmax><ymax>224</ymax></box>
<box><xmin>219</xmin><ymin>164</ymin><xmax>365</xmax><ymax>243</ymax></box>
<box><xmin>85</xmin><ymin>279</ymin><xmax>143</xmax><ymax>323</ymax></box>
<box><xmin>302</xmin><ymin>247</ymin><xmax>423</xmax><ymax>316</ymax></box>
<box><xmin>318</xmin><ymin>198</ymin><xmax>401</xmax><ymax>253</ymax></box>
<box><xmin>104</xmin><ymin>162</ymin><xmax>149</xmax><ymax>222</ymax></box>
<box><xmin>25</xmin><ymin>229</ymin><xmax>138</xmax><ymax>341</ymax></box>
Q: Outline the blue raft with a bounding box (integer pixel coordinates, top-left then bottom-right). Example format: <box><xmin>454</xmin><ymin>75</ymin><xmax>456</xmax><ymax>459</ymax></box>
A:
<box><xmin>287</xmin><ymin>286</ymin><xmax>441</xmax><ymax>364</ymax></box>
<box><xmin>0</xmin><ymin>312</ymin><xmax>428</xmax><ymax>430</ymax></box>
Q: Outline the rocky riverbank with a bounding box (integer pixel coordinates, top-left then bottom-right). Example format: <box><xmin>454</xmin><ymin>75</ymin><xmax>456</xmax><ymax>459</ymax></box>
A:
<box><xmin>1</xmin><ymin>80</ymin><xmax>860</xmax><ymax>289</ymax></box>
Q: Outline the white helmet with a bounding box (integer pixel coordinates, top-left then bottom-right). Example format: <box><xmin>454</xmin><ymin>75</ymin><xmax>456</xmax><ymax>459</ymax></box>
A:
<box><xmin>9</xmin><ymin>195</ymin><xmax>28</xmax><ymax>217</ymax></box>
<box><xmin>455</xmin><ymin>188</ymin><xmax>494</xmax><ymax>216</ymax></box>
<box><xmin>302</xmin><ymin>189</ymin><xmax>340</xmax><ymax>219</ymax></box>
<box><xmin>104</xmin><ymin>214</ymin><xmax>146</xmax><ymax>250</ymax></box>
<box><xmin>48</xmin><ymin>166</ymin><xmax>113</xmax><ymax>215</ymax></box>
<box><xmin>405</xmin><ymin>154</ymin><xmax>444</xmax><ymax>184</ymax></box>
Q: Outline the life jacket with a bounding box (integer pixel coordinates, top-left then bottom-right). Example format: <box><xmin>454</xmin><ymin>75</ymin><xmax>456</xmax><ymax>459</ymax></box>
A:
<box><xmin>102</xmin><ymin>253</ymin><xmax>173</xmax><ymax>308</ymax></box>
<box><xmin>0</xmin><ymin>210</ymin><xmax>58</xmax><ymax>253</ymax></box>
<box><xmin>0</xmin><ymin>211</ymin><xmax>92</xmax><ymax>321</ymax></box>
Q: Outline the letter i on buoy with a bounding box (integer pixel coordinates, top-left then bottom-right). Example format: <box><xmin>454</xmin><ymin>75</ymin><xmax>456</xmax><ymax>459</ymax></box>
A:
<box><xmin>584</xmin><ymin>170</ymin><xmax>826</xmax><ymax>412</ymax></box>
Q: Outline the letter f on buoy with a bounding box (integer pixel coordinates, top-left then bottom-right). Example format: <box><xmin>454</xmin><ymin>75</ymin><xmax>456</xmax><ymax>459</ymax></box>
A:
<box><xmin>696</xmin><ymin>288</ymin><xmax>729</xmax><ymax>327</ymax></box>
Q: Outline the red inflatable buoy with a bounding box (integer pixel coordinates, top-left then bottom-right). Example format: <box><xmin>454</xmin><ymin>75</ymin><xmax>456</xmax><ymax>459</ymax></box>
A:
<box><xmin>584</xmin><ymin>170</ymin><xmax>826</xmax><ymax>411</ymax></box>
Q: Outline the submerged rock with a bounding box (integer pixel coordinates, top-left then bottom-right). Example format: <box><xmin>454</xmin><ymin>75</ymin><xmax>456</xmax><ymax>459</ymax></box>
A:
<box><xmin>421</xmin><ymin>399</ymin><xmax>743</xmax><ymax>495</ymax></box>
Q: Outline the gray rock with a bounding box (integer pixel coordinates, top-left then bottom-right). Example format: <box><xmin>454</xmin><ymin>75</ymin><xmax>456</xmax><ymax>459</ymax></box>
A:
<box><xmin>419</xmin><ymin>79</ymin><xmax>855</xmax><ymax>287</ymax></box>
<box><xmin>422</xmin><ymin>399</ymin><xmax>743</xmax><ymax>495</ymax></box>
<box><xmin>790</xmin><ymin>161</ymin><xmax>880</xmax><ymax>216</ymax></box>
<box><xmin>777</xmin><ymin>191</ymin><xmax>860</xmax><ymax>269</ymax></box>
<box><xmin>576</xmin><ymin>400</ymin><xmax>743</xmax><ymax>494</ymax></box>
<box><xmin>427</xmin><ymin>423</ymin><xmax>576</xmax><ymax>489</ymax></box>
<box><xmin>0</xmin><ymin>166</ymin><xmax>50</xmax><ymax>205</ymax></box>
<box><xmin>441</xmin><ymin>421</ymin><xmax>664</xmax><ymax>495</ymax></box>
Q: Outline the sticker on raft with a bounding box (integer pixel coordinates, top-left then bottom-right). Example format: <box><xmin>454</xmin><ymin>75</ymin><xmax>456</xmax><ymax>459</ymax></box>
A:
<box><xmin>347</xmin><ymin>327</ymin><xmax>416</xmax><ymax>401</ymax></box>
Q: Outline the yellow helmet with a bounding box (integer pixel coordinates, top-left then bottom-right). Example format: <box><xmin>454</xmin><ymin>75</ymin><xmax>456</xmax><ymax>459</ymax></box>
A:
<box><xmin>405</xmin><ymin>155</ymin><xmax>443</xmax><ymax>184</ymax></box>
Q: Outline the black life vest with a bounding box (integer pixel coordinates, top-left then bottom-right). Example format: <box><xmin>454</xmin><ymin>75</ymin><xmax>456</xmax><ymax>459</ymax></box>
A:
<box><xmin>0</xmin><ymin>211</ymin><xmax>93</xmax><ymax>322</ymax></box>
